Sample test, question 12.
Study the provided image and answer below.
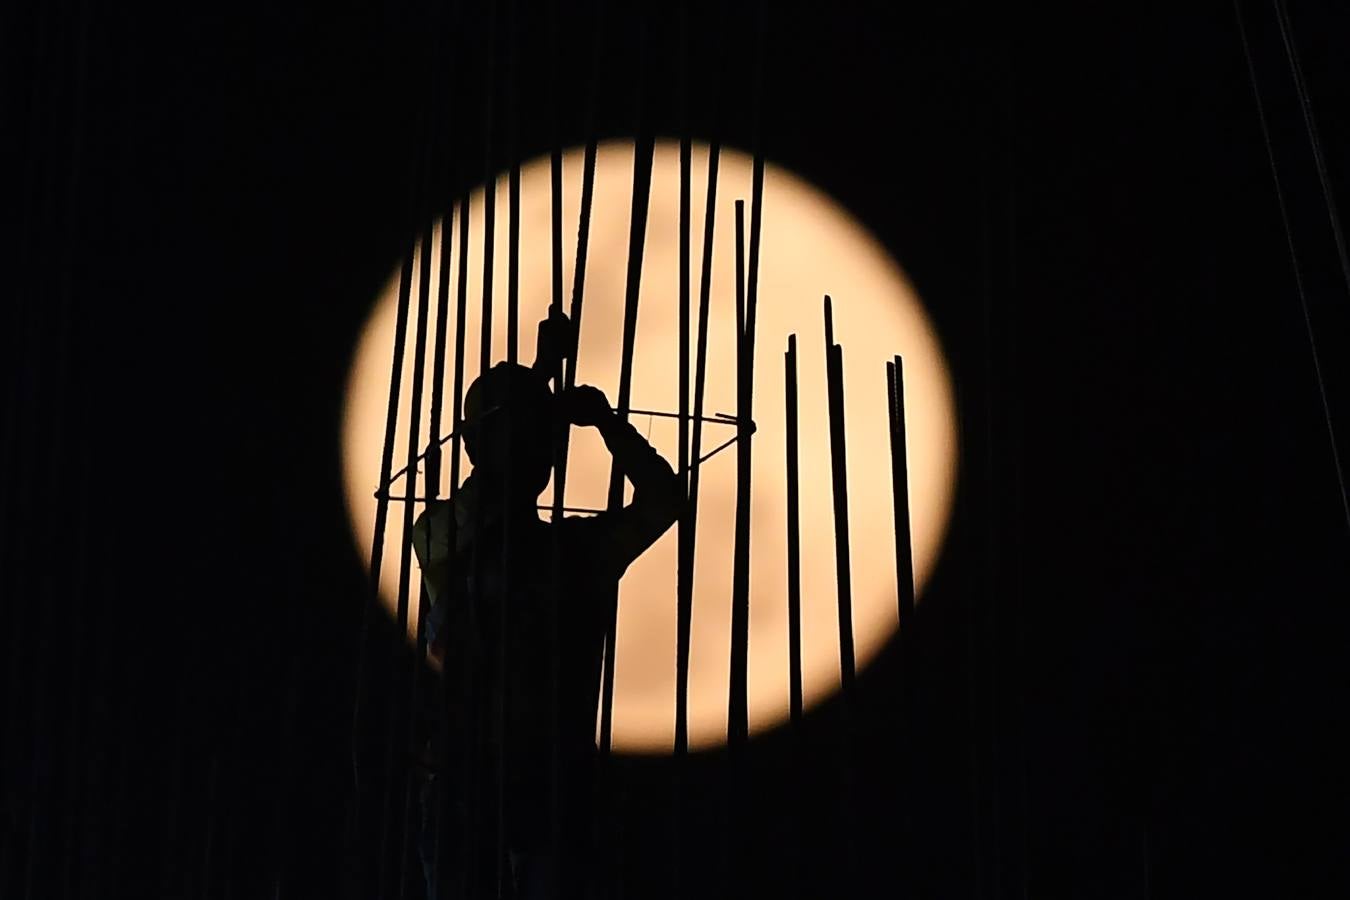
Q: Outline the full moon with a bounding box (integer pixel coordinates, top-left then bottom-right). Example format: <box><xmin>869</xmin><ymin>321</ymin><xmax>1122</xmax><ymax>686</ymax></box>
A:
<box><xmin>342</xmin><ymin>140</ymin><xmax>957</xmax><ymax>753</ymax></box>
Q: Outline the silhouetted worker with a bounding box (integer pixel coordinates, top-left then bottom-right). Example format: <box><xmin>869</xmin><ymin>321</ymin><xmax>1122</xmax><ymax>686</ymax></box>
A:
<box><xmin>411</xmin><ymin>309</ymin><xmax>683</xmax><ymax>899</ymax></box>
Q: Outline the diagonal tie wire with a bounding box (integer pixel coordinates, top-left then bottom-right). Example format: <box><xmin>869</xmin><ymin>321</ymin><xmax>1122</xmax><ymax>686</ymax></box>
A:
<box><xmin>374</xmin><ymin>421</ymin><xmax>753</xmax><ymax>505</ymax></box>
<box><xmin>1233</xmin><ymin>0</ymin><xmax>1350</xmax><ymax>536</ymax></box>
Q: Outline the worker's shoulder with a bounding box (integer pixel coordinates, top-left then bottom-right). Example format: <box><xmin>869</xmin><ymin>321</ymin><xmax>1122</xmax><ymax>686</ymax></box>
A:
<box><xmin>411</xmin><ymin>499</ymin><xmax>457</xmax><ymax>561</ymax></box>
<box><xmin>413</xmin><ymin>498</ymin><xmax>456</xmax><ymax>530</ymax></box>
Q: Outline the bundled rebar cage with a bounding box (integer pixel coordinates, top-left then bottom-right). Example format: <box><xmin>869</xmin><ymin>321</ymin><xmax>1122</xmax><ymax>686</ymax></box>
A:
<box><xmin>345</xmin><ymin>12</ymin><xmax>927</xmax><ymax>892</ymax></box>
<box><xmin>19</xmin><ymin>1</ymin><xmax>1350</xmax><ymax>899</ymax></box>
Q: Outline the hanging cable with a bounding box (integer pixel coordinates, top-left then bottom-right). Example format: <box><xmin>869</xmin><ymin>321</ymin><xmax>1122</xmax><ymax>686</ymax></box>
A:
<box><xmin>1233</xmin><ymin>0</ymin><xmax>1350</xmax><ymax>535</ymax></box>
<box><xmin>1272</xmin><ymin>0</ymin><xmax>1350</xmax><ymax>304</ymax></box>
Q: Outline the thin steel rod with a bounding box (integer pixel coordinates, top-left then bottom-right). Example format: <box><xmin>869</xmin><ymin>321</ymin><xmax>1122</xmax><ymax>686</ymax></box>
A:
<box><xmin>380</xmin><ymin>222</ymin><xmax>435</xmax><ymax>900</ymax></box>
<box><xmin>550</xmin><ymin>134</ymin><xmax>565</xmax><ymax>324</ymax></box>
<box><xmin>677</xmin><ymin>55</ymin><xmax>692</xmax><ymax>529</ymax></box>
<box><xmin>495</xmin><ymin>11</ymin><xmax>521</xmax><ymax>895</ymax></box>
<box><xmin>367</xmin><ymin>239</ymin><xmax>415</xmax><ymax>640</ymax></box>
<box><xmin>479</xmin><ymin>2</ymin><xmax>497</xmax><ymax>376</ymax></box>
<box><xmin>438</xmin><ymin>196</ymin><xmax>471</xmax><ymax>900</ymax></box>
<box><xmin>546</xmin><ymin>0</ymin><xmax>566</xmax><ymax>890</ymax></box>
<box><xmin>401</xmin><ymin>205</ymin><xmax>455</xmax><ymax>900</ymax></box>
<box><xmin>428</xmin><ymin>211</ymin><xmax>454</xmax><ymax>504</ymax></box>
<box><xmin>496</xmin><ymin>374</ymin><xmax>513</xmax><ymax>900</ymax></box>
<box><xmin>505</xmin><ymin>0</ymin><xmax>520</xmax><ymax>366</ymax></box>
<box><xmin>543</xmin><ymin>0</ymin><xmax>611</xmax><ymax>873</ymax></box>
<box><xmin>605</xmin><ymin>138</ymin><xmax>658</xmax><ymax>436</ymax></box>
<box><xmin>419</xmin><ymin>205</ymin><xmax>459</xmax><ymax>900</ymax></box>
<box><xmin>730</xmin><ymin>151</ymin><xmax>766</xmax><ymax>749</ymax></box>
<box><xmin>507</xmin><ymin>168</ymin><xmax>520</xmax><ymax>365</ymax></box>
<box><xmin>563</xmin><ymin>0</ymin><xmax>607</xmax><ymax>396</ymax></box>
<box><xmin>565</xmin><ymin>140</ymin><xmax>599</xmax><ymax>392</ymax></box>
<box><xmin>674</xmin><ymin>127</ymin><xmax>694</xmax><ymax>737</ymax></box>
<box><xmin>785</xmin><ymin>335</ymin><xmax>803</xmax><ymax>727</ymax></box>
<box><xmin>824</xmin><ymin>296</ymin><xmax>855</xmax><ymax>692</ymax></box>
<box><xmin>350</xmin><ymin>232</ymin><xmax>415</xmax><ymax>839</ymax></box>
<box><xmin>462</xmin><ymin>464</ymin><xmax>488</xmax><ymax>900</ymax></box>
<box><xmin>200</xmin><ymin>757</ymin><xmax>219</xmax><ymax>900</ymax></box>
<box><xmin>450</xmin><ymin>196</ymin><xmax>471</xmax><ymax>498</ymax></box>
<box><xmin>430</xmin><ymin>196</ymin><xmax>461</xmax><ymax>894</ymax></box>
<box><xmin>676</xmin><ymin>141</ymin><xmax>720</xmax><ymax>757</ymax></box>
<box><xmin>392</xmin><ymin>43</ymin><xmax>451</xmax><ymax>897</ymax></box>
<box><xmin>453</xmin><ymin>37</ymin><xmax>501</xmax><ymax>883</ymax></box>
<box><xmin>670</xmin><ymin>5</ymin><xmax>694</xmax><ymax>893</ymax></box>
<box><xmin>824</xmin><ymin>296</ymin><xmax>861</xmax><ymax>895</ymax></box>
<box><xmin>1233</xmin><ymin>0</ymin><xmax>1350</xmax><ymax>535</ymax></box>
<box><xmin>598</xmin><ymin>134</ymin><xmax>657</xmax><ymax>755</ymax></box>
<box><xmin>728</xmin><ymin>199</ymin><xmax>750</xmax><ymax>747</ymax></box>
<box><xmin>888</xmin><ymin>357</ymin><xmax>916</xmax><ymax>631</ymax></box>
<box><xmin>1273</xmin><ymin>0</ymin><xmax>1350</xmax><ymax>302</ymax></box>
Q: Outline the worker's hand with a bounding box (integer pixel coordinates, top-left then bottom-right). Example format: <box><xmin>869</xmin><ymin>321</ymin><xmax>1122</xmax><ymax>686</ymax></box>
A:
<box><xmin>534</xmin><ymin>305</ymin><xmax>576</xmax><ymax>374</ymax></box>
<box><xmin>560</xmin><ymin>384</ymin><xmax>613</xmax><ymax>427</ymax></box>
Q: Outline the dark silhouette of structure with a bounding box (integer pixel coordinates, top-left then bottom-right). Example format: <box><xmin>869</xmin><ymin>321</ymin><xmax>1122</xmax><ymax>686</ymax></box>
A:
<box><xmin>410</xmin><ymin>311</ymin><xmax>684</xmax><ymax>898</ymax></box>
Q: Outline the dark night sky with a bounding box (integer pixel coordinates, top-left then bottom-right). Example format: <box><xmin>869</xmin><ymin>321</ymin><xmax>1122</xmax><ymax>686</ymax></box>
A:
<box><xmin>5</xmin><ymin>1</ymin><xmax>1350</xmax><ymax>897</ymax></box>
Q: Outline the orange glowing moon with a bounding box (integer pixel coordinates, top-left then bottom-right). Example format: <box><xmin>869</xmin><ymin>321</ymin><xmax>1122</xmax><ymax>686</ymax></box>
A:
<box><xmin>342</xmin><ymin>140</ymin><xmax>957</xmax><ymax>753</ymax></box>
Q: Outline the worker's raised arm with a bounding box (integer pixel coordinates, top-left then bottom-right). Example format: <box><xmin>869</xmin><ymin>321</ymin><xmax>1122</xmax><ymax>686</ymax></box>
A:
<box><xmin>560</xmin><ymin>385</ymin><xmax>684</xmax><ymax>573</ymax></box>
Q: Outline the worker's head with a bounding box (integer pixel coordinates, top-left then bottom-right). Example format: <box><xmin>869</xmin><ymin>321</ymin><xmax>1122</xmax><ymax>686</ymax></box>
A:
<box><xmin>461</xmin><ymin>363</ymin><xmax>556</xmax><ymax>501</ymax></box>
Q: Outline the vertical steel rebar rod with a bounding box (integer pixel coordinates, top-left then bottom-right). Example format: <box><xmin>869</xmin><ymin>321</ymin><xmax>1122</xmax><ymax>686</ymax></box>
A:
<box><xmin>493</xmin><ymin>9</ymin><xmax>521</xmax><ymax>896</ymax></box>
<box><xmin>401</xmin><ymin>207</ymin><xmax>455</xmax><ymax>900</ymax></box>
<box><xmin>462</xmin><ymin>456</ymin><xmax>488</xmax><ymax>900</ymax></box>
<box><xmin>823</xmin><ymin>296</ymin><xmax>855</xmax><ymax>694</ymax></box>
<box><xmin>823</xmin><ymin>295</ymin><xmax>861</xmax><ymax>894</ymax></box>
<box><xmin>564</xmin><ymin>138</ymin><xmax>598</xmax><ymax>393</ymax></box>
<box><xmin>594</xmin><ymin>115</ymin><xmax>655</xmax><ymax>900</ymax></box>
<box><xmin>479</xmin><ymin>4</ymin><xmax>498</xmax><ymax>375</ymax></box>
<box><xmin>397</xmin><ymin>22</ymin><xmax>456</xmax><ymax>899</ymax></box>
<box><xmin>450</xmin><ymin>196</ymin><xmax>471</xmax><ymax>497</ymax></box>
<box><xmin>678</xmin><ymin>142</ymin><xmax>721</xmax><ymax>753</ymax></box>
<box><xmin>496</xmin><ymin>343</ymin><xmax>514</xmax><ymax>900</ymax></box>
<box><xmin>449</xmin><ymin>196</ymin><xmax>473</xmax><ymax>900</ymax></box>
<box><xmin>670</xmin><ymin>6</ymin><xmax>693</xmax><ymax>886</ymax></box>
<box><xmin>784</xmin><ymin>332</ymin><xmax>804</xmax><ymax>899</ymax></box>
<box><xmin>724</xmin><ymin>198</ymin><xmax>751</xmax><ymax>899</ymax></box>
<box><xmin>674</xmin><ymin>89</ymin><xmax>693</xmax><ymax>751</ymax></box>
<box><xmin>728</xmin><ymin>199</ymin><xmax>750</xmax><ymax>748</ymax></box>
<box><xmin>545</xmin><ymin>3</ymin><xmax>567</xmax><ymax>893</ymax></box>
<box><xmin>428</xmin><ymin>212</ymin><xmax>454</xmax><ymax>509</ymax></box>
<box><xmin>550</xmin><ymin>4</ymin><xmax>605</xmax><ymax>892</ymax></box>
<box><xmin>599</xmin><ymin>134</ymin><xmax>656</xmax><ymax>754</ymax></box>
<box><xmin>888</xmin><ymin>357</ymin><xmax>916</xmax><ymax>631</ymax></box>
<box><xmin>559</xmin><ymin>0</ymin><xmax>607</xmax><ymax>396</ymax></box>
<box><xmin>380</xmin><ymin>223</ymin><xmax>435</xmax><ymax>900</ymax></box>
<box><xmin>352</xmin><ymin>233</ymin><xmax>416</xmax><ymax>855</ymax></box>
<box><xmin>472</xmin><ymin>21</ymin><xmax>500</xmax><ymax>886</ymax></box>
<box><xmin>200</xmin><ymin>756</ymin><xmax>220</xmax><ymax>900</ymax></box>
<box><xmin>505</xmin><ymin>0</ymin><xmax>520</xmax><ymax>365</ymax></box>
<box><xmin>729</xmin><ymin>153</ymin><xmax>766</xmax><ymax>747</ymax></box>
<box><xmin>785</xmin><ymin>335</ymin><xmax>803</xmax><ymax>728</ymax></box>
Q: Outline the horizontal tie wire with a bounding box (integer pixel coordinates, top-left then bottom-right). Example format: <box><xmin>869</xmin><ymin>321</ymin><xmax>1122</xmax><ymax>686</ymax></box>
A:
<box><xmin>375</xmin><ymin>409</ymin><xmax>749</xmax><ymax>494</ymax></box>
<box><xmin>375</xmin><ymin>425</ymin><xmax>752</xmax><ymax>504</ymax></box>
